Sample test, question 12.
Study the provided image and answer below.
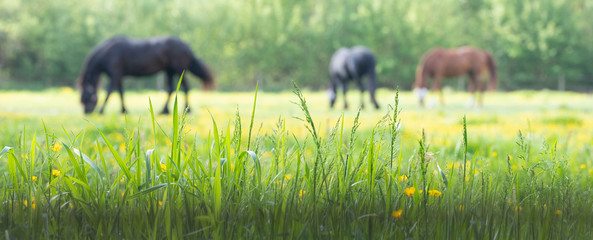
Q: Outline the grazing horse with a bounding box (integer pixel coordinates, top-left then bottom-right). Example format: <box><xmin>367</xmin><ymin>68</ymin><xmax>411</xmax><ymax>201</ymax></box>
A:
<box><xmin>78</xmin><ymin>36</ymin><xmax>215</xmax><ymax>114</ymax></box>
<box><xmin>328</xmin><ymin>46</ymin><xmax>379</xmax><ymax>109</ymax></box>
<box><xmin>413</xmin><ymin>46</ymin><xmax>497</xmax><ymax>107</ymax></box>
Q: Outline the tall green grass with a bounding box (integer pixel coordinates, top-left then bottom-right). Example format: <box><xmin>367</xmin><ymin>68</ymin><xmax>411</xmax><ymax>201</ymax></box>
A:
<box><xmin>1</xmin><ymin>86</ymin><xmax>592</xmax><ymax>239</ymax></box>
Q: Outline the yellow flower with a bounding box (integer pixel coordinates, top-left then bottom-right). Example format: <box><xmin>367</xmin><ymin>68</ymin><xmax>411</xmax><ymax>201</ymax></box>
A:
<box><xmin>492</xmin><ymin>151</ymin><xmax>498</xmax><ymax>157</ymax></box>
<box><xmin>32</xmin><ymin>176</ymin><xmax>37</xmax><ymax>182</ymax></box>
<box><xmin>555</xmin><ymin>210</ymin><xmax>562</xmax><ymax>216</ymax></box>
<box><xmin>120</xmin><ymin>178</ymin><xmax>125</xmax><ymax>183</ymax></box>
<box><xmin>159</xmin><ymin>201</ymin><xmax>163</xmax><ymax>206</ymax></box>
<box><xmin>391</xmin><ymin>209</ymin><xmax>403</xmax><ymax>219</ymax></box>
<box><xmin>23</xmin><ymin>200</ymin><xmax>28</xmax><ymax>207</ymax></box>
<box><xmin>32</xmin><ymin>203</ymin><xmax>36</xmax><ymax>210</ymax></box>
<box><xmin>50</xmin><ymin>143</ymin><xmax>62</xmax><ymax>152</ymax></box>
<box><xmin>284</xmin><ymin>174</ymin><xmax>292</xmax><ymax>180</ymax></box>
<box><xmin>465</xmin><ymin>177</ymin><xmax>470</xmax><ymax>182</ymax></box>
<box><xmin>299</xmin><ymin>190</ymin><xmax>306</xmax><ymax>197</ymax></box>
<box><xmin>403</xmin><ymin>187</ymin><xmax>415</xmax><ymax>197</ymax></box>
<box><xmin>458</xmin><ymin>205</ymin><xmax>464</xmax><ymax>211</ymax></box>
<box><xmin>160</xmin><ymin>163</ymin><xmax>167</xmax><ymax>171</ymax></box>
<box><xmin>52</xmin><ymin>169</ymin><xmax>60</xmax><ymax>177</ymax></box>
<box><xmin>398</xmin><ymin>175</ymin><xmax>408</xmax><ymax>182</ymax></box>
<box><xmin>428</xmin><ymin>190</ymin><xmax>442</xmax><ymax>197</ymax></box>
<box><xmin>579</xmin><ymin>164</ymin><xmax>586</xmax><ymax>169</ymax></box>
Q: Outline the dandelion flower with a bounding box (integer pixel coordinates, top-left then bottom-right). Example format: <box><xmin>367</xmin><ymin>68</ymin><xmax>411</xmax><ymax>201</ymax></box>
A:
<box><xmin>398</xmin><ymin>175</ymin><xmax>408</xmax><ymax>182</ymax></box>
<box><xmin>428</xmin><ymin>190</ymin><xmax>442</xmax><ymax>197</ymax></box>
<box><xmin>555</xmin><ymin>210</ymin><xmax>562</xmax><ymax>216</ymax></box>
<box><xmin>160</xmin><ymin>163</ymin><xmax>167</xmax><ymax>171</ymax></box>
<box><xmin>32</xmin><ymin>176</ymin><xmax>37</xmax><ymax>182</ymax></box>
<box><xmin>32</xmin><ymin>203</ymin><xmax>36</xmax><ymax>210</ymax></box>
<box><xmin>579</xmin><ymin>164</ymin><xmax>586</xmax><ymax>169</ymax></box>
<box><xmin>404</xmin><ymin>187</ymin><xmax>415</xmax><ymax>197</ymax></box>
<box><xmin>50</xmin><ymin>143</ymin><xmax>62</xmax><ymax>152</ymax></box>
<box><xmin>159</xmin><ymin>201</ymin><xmax>163</xmax><ymax>206</ymax></box>
<box><xmin>120</xmin><ymin>178</ymin><xmax>125</xmax><ymax>183</ymax></box>
<box><xmin>52</xmin><ymin>169</ymin><xmax>60</xmax><ymax>177</ymax></box>
<box><xmin>23</xmin><ymin>200</ymin><xmax>28</xmax><ymax>207</ymax></box>
<box><xmin>284</xmin><ymin>174</ymin><xmax>292</xmax><ymax>180</ymax></box>
<box><xmin>492</xmin><ymin>152</ymin><xmax>498</xmax><ymax>157</ymax></box>
<box><xmin>392</xmin><ymin>209</ymin><xmax>403</xmax><ymax>219</ymax></box>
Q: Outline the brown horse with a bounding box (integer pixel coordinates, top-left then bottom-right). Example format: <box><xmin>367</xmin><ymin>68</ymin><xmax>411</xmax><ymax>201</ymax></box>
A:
<box><xmin>413</xmin><ymin>46</ymin><xmax>497</xmax><ymax>107</ymax></box>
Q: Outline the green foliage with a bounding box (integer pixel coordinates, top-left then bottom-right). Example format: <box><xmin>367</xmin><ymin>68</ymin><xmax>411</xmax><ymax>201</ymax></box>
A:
<box><xmin>1</xmin><ymin>89</ymin><xmax>593</xmax><ymax>238</ymax></box>
<box><xmin>0</xmin><ymin>0</ymin><xmax>592</xmax><ymax>91</ymax></box>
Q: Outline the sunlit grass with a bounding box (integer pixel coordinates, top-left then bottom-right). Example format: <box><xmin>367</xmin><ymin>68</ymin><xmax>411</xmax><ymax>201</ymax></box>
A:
<box><xmin>0</xmin><ymin>88</ymin><xmax>592</xmax><ymax>238</ymax></box>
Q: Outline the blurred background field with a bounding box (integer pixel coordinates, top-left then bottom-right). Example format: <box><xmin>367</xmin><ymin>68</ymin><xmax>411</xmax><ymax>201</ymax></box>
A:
<box><xmin>1</xmin><ymin>0</ymin><xmax>592</xmax><ymax>92</ymax></box>
<box><xmin>1</xmin><ymin>88</ymin><xmax>591</xmax><ymax>158</ymax></box>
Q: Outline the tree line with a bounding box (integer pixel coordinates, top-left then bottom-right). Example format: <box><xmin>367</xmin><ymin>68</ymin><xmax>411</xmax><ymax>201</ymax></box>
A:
<box><xmin>0</xmin><ymin>0</ymin><xmax>591</xmax><ymax>91</ymax></box>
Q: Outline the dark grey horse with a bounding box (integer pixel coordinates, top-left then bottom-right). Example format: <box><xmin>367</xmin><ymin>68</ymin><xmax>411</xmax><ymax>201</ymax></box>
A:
<box><xmin>328</xmin><ymin>46</ymin><xmax>379</xmax><ymax>109</ymax></box>
<box><xmin>78</xmin><ymin>36</ymin><xmax>215</xmax><ymax>114</ymax></box>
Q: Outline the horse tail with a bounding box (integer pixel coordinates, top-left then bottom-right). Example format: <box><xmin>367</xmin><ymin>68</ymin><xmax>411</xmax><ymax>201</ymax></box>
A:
<box><xmin>485</xmin><ymin>52</ymin><xmax>497</xmax><ymax>91</ymax></box>
<box><xmin>190</xmin><ymin>57</ymin><xmax>215</xmax><ymax>90</ymax></box>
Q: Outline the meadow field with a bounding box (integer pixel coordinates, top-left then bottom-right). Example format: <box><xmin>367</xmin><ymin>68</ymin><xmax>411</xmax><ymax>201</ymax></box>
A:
<box><xmin>0</xmin><ymin>87</ymin><xmax>592</xmax><ymax>239</ymax></box>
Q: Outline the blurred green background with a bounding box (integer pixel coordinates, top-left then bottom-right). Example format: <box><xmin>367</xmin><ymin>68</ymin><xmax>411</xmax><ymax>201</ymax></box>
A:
<box><xmin>0</xmin><ymin>0</ymin><xmax>592</xmax><ymax>91</ymax></box>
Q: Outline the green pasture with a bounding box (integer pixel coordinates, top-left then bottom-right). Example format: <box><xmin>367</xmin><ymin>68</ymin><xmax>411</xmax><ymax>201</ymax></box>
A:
<box><xmin>0</xmin><ymin>88</ymin><xmax>592</xmax><ymax>239</ymax></box>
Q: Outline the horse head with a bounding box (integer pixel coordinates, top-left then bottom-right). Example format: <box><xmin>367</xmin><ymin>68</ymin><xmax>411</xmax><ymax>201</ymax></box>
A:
<box><xmin>79</xmin><ymin>74</ymin><xmax>100</xmax><ymax>114</ymax></box>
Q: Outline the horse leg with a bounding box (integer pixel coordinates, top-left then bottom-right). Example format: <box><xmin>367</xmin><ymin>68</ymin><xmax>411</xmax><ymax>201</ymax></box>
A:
<box><xmin>328</xmin><ymin>77</ymin><xmax>338</xmax><ymax>109</ymax></box>
<box><xmin>367</xmin><ymin>72</ymin><xmax>379</xmax><ymax>109</ymax></box>
<box><xmin>476</xmin><ymin>72</ymin><xmax>485</xmax><ymax>107</ymax></box>
<box><xmin>342</xmin><ymin>81</ymin><xmax>349</xmax><ymax>109</ymax></box>
<box><xmin>466</xmin><ymin>75</ymin><xmax>477</xmax><ymax>108</ymax></box>
<box><xmin>430</xmin><ymin>75</ymin><xmax>443</xmax><ymax>107</ymax></box>
<box><xmin>356</xmin><ymin>77</ymin><xmax>365</xmax><ymax>109</ymax></box>
<box><xmin>161</xmin><ymin>72</ymin><xmax>174</xmax><ymax>114</ymax></box>
<box><xmin>116</xmin><ymin>76</ymin><xmax>127</xmax><ymax>113</ymax></box>
<box><xmin>99</xmin><ymin>80</ymin><xmax>115</xmax><ymax>114</ymax></box>
<box><xmin>181</xmin><ymin>77</ymin><xmax>191</xmax><ymax>113</ymax></box>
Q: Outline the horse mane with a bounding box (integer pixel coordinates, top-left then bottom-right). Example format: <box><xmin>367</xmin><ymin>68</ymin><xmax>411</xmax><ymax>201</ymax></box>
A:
<box><xmin>76</xmin><ymin>36</ymin><xmax>126</xmax><ymax>90</ymax></box>
<box><xmin>414</xmin><ymin>48</ymin><xmax>442</xmax><ymax>88</ymax></box>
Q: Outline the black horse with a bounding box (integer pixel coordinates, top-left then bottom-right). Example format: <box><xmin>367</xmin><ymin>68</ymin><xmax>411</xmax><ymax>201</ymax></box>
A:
<box><xmin>79</xmin><ymin>36</ymin><xmax>215</xmax><ymax>114</ymax></box>
<box><xmin>328</xmin><ymin>46</ymin><xmax>379</xmax><ymax>109</ymax></box>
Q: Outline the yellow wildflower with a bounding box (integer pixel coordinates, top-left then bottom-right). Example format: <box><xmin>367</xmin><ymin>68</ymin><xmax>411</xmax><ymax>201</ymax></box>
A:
<box><xmin>52</xmin><ymin>169</ymin><xmax>60</xmax><ymax>177</ymax></box>
<box><xmin>403</xmin><ymin>187</ymin><xmax>415</xmax><ymax>197</ymax></box>
<box><xmin>160</xmin><ymin>163</ymin><xmax>167</xmax><ymax>171</ymax></box>
<box><xmin>555</xmin><ymin>210</ymin><xmax>562</xmax><ymax>216</ymax></box>
<box><xmin>32</xmin><ymin>176</ymin><xmax>37</xmax><ymax>182</ymax></box>
<box><xmin>32</xmin><ymin>202</ymin><xmax>36</xmax><ymax>210</ymax></box>
<box><xmin>428</xmin><ymin>190</ymin><xmax>442</xmax><ymax>197</ymax></box>
<box><xmin>120</xmin><ymin>178</ymin><xmax>125</xmax><ymax>183</ymax></box>
<box><xmin>391</xmin><ymin>209</ymin><xmax>403</xmax><ymax>219</ymax></box>
<box><xmin>398</xmin><ymin>175</ymin><xmax>408</xmax><ymax>182</ymax></box>
<box><xmin>458</xmin><ymin>205</ymin><xmax>464</xmax><ymax>211</ymax></box>
<box><xmin>299</xmin><ymin>190</ymin><xmax>306</xmax><ymax>197</ymax></box>
<box><xmin>284</xmin><ymin>174</ymin><xmax>292</xmax><ymax>180</ymax></box>
<box><xmin>159</xmin><ymin>201</ymin><xmax>163</xmax><ymax>206</ymax></box>
<box><xmin>50</xmin><ymin>143</ymin><xmax>62</xmax><ymax>152</ymax></box>
<box><xmin>492</xmin><ymin>152</ymin><xmax>498</xmax><ymax>157</ymax></box>
<box><xmin>579</xmin><ymin>164</ymin><xmax>586</xmax><ymax>169</ymax></box>
<box><xmin>23</xmin><ymin>200</ymin><xmax>28</xmax><ymax>207</ymax></box>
